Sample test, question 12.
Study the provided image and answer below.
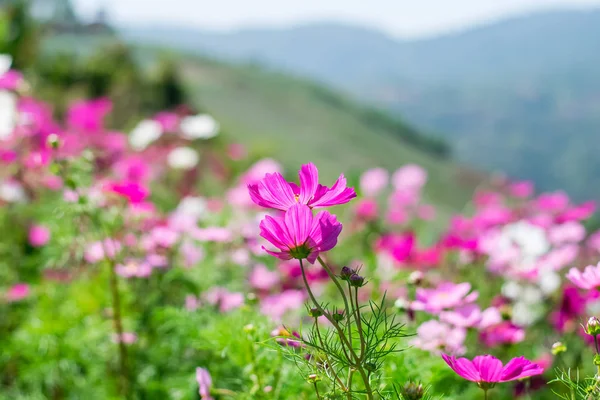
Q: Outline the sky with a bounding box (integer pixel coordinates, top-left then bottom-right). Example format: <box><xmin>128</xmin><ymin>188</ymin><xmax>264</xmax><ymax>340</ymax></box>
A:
<box><xmin>73</xmin><ymin>0</ymin><xmax>600</xmax><ymax>38</ymax></box>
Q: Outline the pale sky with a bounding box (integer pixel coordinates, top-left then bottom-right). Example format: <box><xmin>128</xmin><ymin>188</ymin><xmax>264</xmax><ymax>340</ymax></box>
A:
<box><xmin>73</xmin><ymin>0</ymin><xmax>600</xmax><ymax>38</ymax></box>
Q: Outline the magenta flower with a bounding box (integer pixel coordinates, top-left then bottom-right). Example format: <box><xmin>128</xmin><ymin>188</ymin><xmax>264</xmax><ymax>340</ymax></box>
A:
<box><xmin>479</xmin><ymin>322</ymin><xmax>525</xmax><ymax>347</ymax></box>
<box><xmin>259</xmin><ymin>203</ymin><xmax>342</xmax><ymax>264</ymax></box>
<box><xmin>566</xmin><ymin>262</ymin><xmax>600</xmax><ymax>290</ymax></box>
<box><xmin>6</xmin><ymin>283</ymin><xmax>30</xmax><ymax>302</ymax></box>
<box><xmin>412</xmin><ymin>282</ymin><xmax>479</xmax><ymax>314</ymax></box>
<box><xmin>104</xmin><ymin>181</ymin><xmax>149</xmax><ymax>204</ymax></box>
<box><xmin>249</xmin><ymin>163</ymin><xmax>356</xmax><ymax>211</ymax></box>
<box><xmin>115</xmin><ymin>260</ymin><xmax>153</xmax><ymax>278</ymax></box>
<box><xmin>28</xmin><ymin>225</ymin><xmax>50</xmax><ymax>247</ymax></box>
<box><xmin>112</xmin><ymin>332</ymin><xmax>138</xmax><ymax>345</ymax></box>
<box><xmin>442</xmin><ymin>354</ymin><xmax>543</xmax><ymax>386</ymax></box>
<box><xmin>196</xmin><ymin>367</ymin><xmax>213</xmax><ymax>400</ymax></box>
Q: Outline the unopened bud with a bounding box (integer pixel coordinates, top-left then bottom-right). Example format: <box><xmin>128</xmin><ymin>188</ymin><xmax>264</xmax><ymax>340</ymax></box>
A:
<box><xmin>309</xmin><ymin>308</ymin><xmax>323</xmax><ymax>318</ymax></box>
<box><xmin>307</xmin><ymin>374</ymin><xmax>320</xmax><ymax>383</ymax></box>
<box><xmin>364</xmin><ymin>361</ymin><xmax>377</xmax><ymax>373</ymax></box>
<box><xmin>586</xmin><ymin>317</ymin><xmax>600</xmax><ymax>337</ymax></box>
<box><xmin>243</xmin><ymin>324</ymin><xmax>255</xmax><ymax>333</ymax></box>
<box><xmin>551</xmin><ymin>341</ymin><xmax>567</xmax><ymax>355</ymax></box>
<box><xmin>349</xmin><ymin>273</ymin><xmax>365</xmax><ymax>288</ymax></box>
<box><xmin>47</xmin><ymin>134</ymin><xmax>61</xmax><ymax>149</ymax></box>
<box><xmin>340</xmin><ymin>266</ymin><xmax>354</xmax><ymax>280</ymax></box>
<box><xmin>400</xmin><ymin>382</ymin><xmax>425</xmax><ymax>400</ymax></box>
<box><xmin>408</xmin><ymin>271</ymin><xmax>424</xmax><ymax>286</ymax></box>
<box><xmin>332</xmin><ymin>311</ymin><xmax>344</xmax><ymax>323</ymax></box>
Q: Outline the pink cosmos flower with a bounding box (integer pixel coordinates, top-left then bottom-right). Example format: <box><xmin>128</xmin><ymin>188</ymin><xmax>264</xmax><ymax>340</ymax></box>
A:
<box><xmin>442</xmin><ymin>354</ymin><xmax>543</xmax><ymax>384</ymax></box>
<box><xmin>411</xmin><ymin>320</ymin><xmax>466</xmax><ymax>355</ymax></box>
<box><xmin>566</xmin><ymin>262</ymin><xmax>600</xmax><ymax>290</ymax></box>
<box><xmin>185</xmin><ymin>295</ymin><xmax>200</xmax><ymax>311</ymax></box>
<box><xmin>115</xmin><ymin>260</ymin><xmax>153</xmax><ymax>278</ymax></box>
<box><xmin>248</xmin><ymin>163</ymin><xmax>356</xmax><ymax>211</ymax></box>
<box><xmin>84</xmin><ymin>239</ymin><xmax>121</xmax><ymax>264</ymax></box>
<box><xmin>104</xmin><ymin>181</ymin><xmax>149</xmax><ymax>204</ymax></box>
<box><xmin>360</xmin><ymin>168</ymin><xmax>389</xmax><ymax>197</ymax></box>
<box><xmin>509</xmin><ymin>181</ymin><xmax>534</xmax><ymax>198</ymax></box>
<box><xmin>0</xmin><ymin>70</ymin><xmax>23</xmax><ymax>90</ymax></box>
<box><xmin>354</xmin><ymin>199</ymin><xmax>378</xmax><ymax>221</ymax></box>
<box><xmin>259</xmin><ymin>203</ymin><xmax>342</xmax><ymax>264</ymax></box>
<box><xmin>204</xmin><ymin>288</ymin><xmax>244</xmax><ymax>313</ymax></box>
<box><xmin>28</xmin><ymin>225</ymin><xmax>50</xmax><ymax>247</ymax></box>
<box><xmin>479</xmin><ymin>322</ymin><xmax>525</xmax><ymax>347</ymax></box>
<box><xmin>249</xmin><ymin>264</ymin><xmax>280</xmax><ymax>291</ymax></box>
<box><xmin>412</xmin><ymin>282</ymin><xmax>479</xmax><ymax>314</ymax></box>
<box><xmin>153</xmin><ymin>111</ymin><xmax>180</xmax><ymax>132</ymax></box>
<box><xmin>6</xmin><ymin>283</ymin><xmax>30</xmax><ymax>302</ymax></box>
<box><xmin>548</xmin><ymin>222</ymin><xmax>585</xmax><ymax>245</ymax></box>
<box><xmin>260</xmin><ymin>290</ymin><xmax>305</xmax><ymax>321</ymax></box>
<box><xmin>112</xmin><ymin>332</ymin><xmax>137</xmax><ymax>345</ymax></box>
<box><xmin>440</xmin><ymin>304</ymin><xmax>483</xmax><ymax>328</ymax></box>
<box><xmin>196</xmin><ymin>367</ymin><xmax>213</xmax><ymax>400</ymax></box>
<box><xmin>392</xmin><ymin>164</ymin><xmax>427</xmax><ymax>191</ymax></box>
<box><xmin>67</xmin><ymin>98</ymin><xmax>112</xmax><ymax>132</ymax></box>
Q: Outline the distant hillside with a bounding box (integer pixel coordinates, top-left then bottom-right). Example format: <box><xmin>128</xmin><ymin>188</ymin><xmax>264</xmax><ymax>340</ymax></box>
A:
<box><xmin>122</xmin><ymin>8</ymin><xmax>600</xmax><ymax>201</ymax></box>
<box><xmin>175</xmin><ymin>54</ymin><xmax>480</xmax><ymax>212</ymax></box>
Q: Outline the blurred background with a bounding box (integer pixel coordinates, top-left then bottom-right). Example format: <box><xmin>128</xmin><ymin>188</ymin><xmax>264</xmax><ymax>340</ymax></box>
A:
<box><xmin>2</xmin><ymin>0</ymin><xmax>600</xmax><ymax>208</ymax></box>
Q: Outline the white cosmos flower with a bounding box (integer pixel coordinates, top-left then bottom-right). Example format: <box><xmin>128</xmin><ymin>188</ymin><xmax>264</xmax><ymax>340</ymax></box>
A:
<box><xmin>0</xmin><ymin>54</ymin><xmax>12</xmax><ymax>75</ymax></box>
<box><xmin>0</xmin><ymin>180</ymin><xmax>26</xmax><ymax>203</ymax></box>
<box><xmin>180</xmin><ymin>114</ymin><xmax>219</xmax><ymax>140</ymax></box>
<box><xmin>500</xmin><ymin>221</ymin><xmax>550</xmax><ymax>259</ymax></box>
<box><xmin>168</xmin><ymin>147</ymin><xmax>199</xmax><ymax>170</ymax></box>
<box><xmin>512</xmin><ymin>301</ymin><xmax>544</xmax><ymax>326</ymax></box>
<box><xmin>129</xmin><ymin>119</ymin><xmax>162</xmax><ymax>151</ymax></box>
<box><xmin>176</xmin><ymin>196</ymin><xmax>208</xmax><ymax>219</ymax></box>
<box><xmin>0</xmin><ymin>91</ymin><xmax>17</xmax><ymax>140</ymax></box>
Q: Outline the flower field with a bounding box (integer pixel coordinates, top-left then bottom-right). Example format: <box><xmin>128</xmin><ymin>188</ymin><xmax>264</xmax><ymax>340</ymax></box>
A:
<box><xmin>3</xmin><ymin>55</ymin><xmax>600</xmax><ymax>400</ymax></box>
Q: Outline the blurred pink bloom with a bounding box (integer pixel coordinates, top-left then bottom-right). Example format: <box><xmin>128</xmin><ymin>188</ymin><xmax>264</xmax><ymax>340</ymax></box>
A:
<box><xmin>249</xmin><ymin>163</ymin><xmax>356</xmax><ymax>211</ymax></box>
<box><xmin>191</xmin><ymin>227</ymin><xmax>232</xmax><ymax>242</ymax></box>
<box><xmin>417</xmin><ymin>204</ymin><xmax>436</xmax><ymax>221</ymax></box>
<box><xmin>196</xmin><ymin>367</ymin><xmax>213</xmax><ymax>400</ymax></box>
<box><xmin>412</xmin><ymin>246</ymin><xmax>442</xmax><ymax>268</ymax></box>
<box><xmin>566</xmin><ymin>262</ymin><xmax>600</xmax><ymax>290</ymax></box>
<box><xmin>67</xmin><ymin>98</ymin><xmax>111</xmax><ymax>132</ymax></box>
<box><xmin>114</xmin><ymin>156</ymin><xmax>151</xmax><ymax>183</ymax></box>
<box><xmin>181</xmin><ymin>241</ymin><xmax>204</xmax><ymax>267</ymax></box>
<box><xmin>104</xmin><ymin>181</ymin><xmax>149</xmax><ymax>204</ymax></box>
<box><xmin>392</xmin><ymin>164</ymin><xmax>427</xmax><ymax>191</ymax></box>
<box><xmin>412</xmin><ymin>282</ymin><xmax>478</xmax><ymax>314</ymax></box>
<box><xmin>205</xmin><ymin>288</ymin><xmax>244</xmax><ymax>313</ymax></box>
<box><xmin>376</xmin><ymin>232</ymin><xmax>415</xmax><ymax>264</ymax></box>
<box><xmin>551</xmin><ymin>286</ymin><xmax>588</xmax><ymax>333</ymax></box>
<box><xmin>6</xmin><ymin>283</ymin><xmax>30</xmax><ymax>302</ymax></box>
<box><xmin>539</xmin><ymin>245</ymin><xmax>578</xmax><ymax>271</ymax></box>
<box><xmin>0</xmin><ymin>150</ymin><xmax>17</xmax><ymax>163</ymax></box>
<box><xmin>411</xmin><ymin>320</ymin><xmax>466</xmax><ymax>355</ymax></box>
<box><xmin>588</xmin><ymin>231</ymin><xmax>600</xmax><ymax>253</ymax></box>
<box><xmin>227</xmin><ymin>143</ymin><xmax>247</xmax><ymax>160</ymax></box>
<box><xmin>84</xmin><ymin>239</ymin><xmax>121</xmax><ymax>263</ymax></box>
<box><xmin>537</xmin><ymin>191</ymin><xmax>569</xmax><ymax>212</ymax></box>
<box><xmin>557</xmin><ymin>201</ymin><xmax>596</xmax><ymax>223</ymax></box>
<box><xmin>28</xmin><ymin>225</ymin><xmax>50</xmax><ymax>247</ymax></box>
<box><xmin>24</xmin><ymin>150</ymin><xmax>51</xmax><ymax>169</ymax></box>
<box><xmin>509</xmin><ymin>181</ymin><xmax>534</xmax><ymax>198</ymax></box>
<box><xmin>63</xmin><ymin>189</ymin><xmax>79</xmax><ymax>202</ymax></box>
<box><xmin>241</xmin><ymin>158</ymin><xmax>282</xmax><ymax>185</ymax></box>
<box><xmin>549</xmin><ymin>222</ymin><xmax>585</xmax><ymax>245</ymax></box>
<box><xmin>472</xmin><ymin>205</ymin><xmax>513</xmax><ymax>229</ymax></box>
<box><xmin>259</xmin><ymin>204</ymin><xmax>342</xmax><ymax>264</ymax></box>
<box><xmin>439</xmin><ymin>304</ymin><xmax>483</xmax><ymax>328</ymax></box>
<box><xmin>185</xmin><ymin>295</ymin><xmax>200</xmax><ymax>311</ymax></box>
<box><xmin>442</xmin><ymin>354</ymin><xmax>543</xmax><ymax>384</ymax></box>
<box><xmin>474</xmin><ymin>191</ymin><xmax>503</xmax><ymax>208</ymax></box>
<box><xmin>0</xmin><ymin>70</ymin><xmax>23</xmax><ymax>90</ymax></box>
<box><xmin>41</xmin><ymin>175</ymin><xmax>63</xmax><ymax>190</ymax></box>
<box><xmin>360</xmin><ymin>168</ymin><xmax>389</xmax><ymax>197</ymax></box>
<box><xmin>250</xmin><ymin>264</ymin><xmax>280</xmax><ymax>291</ymax></box>
<box><xmin>115</xmin><ymin>260</ymin><xmax>153</xmax><ymax>278</ymax></box>
<box><xmin>260</xmin><ymin>290</ymin><xmax>305</xmax><ymax>321</ymax></box>
<box><xmin>153</xmin><ymin>111</ymin><xmax>179</xmax><ymax>132</ymax></box>
<box><xmin>479</xmin><ymin>322</ymin><xmax>525</xmax><ymax>347</ymax></box>
<box><xmin>112</xmin><ymin>332</ymin><xmax>137</xmax><ymax>344</ymax></box>
<box><xmin>354</xmin><ymin>199</ymin><xmax>378</xmax><ymax>221</ymax></box>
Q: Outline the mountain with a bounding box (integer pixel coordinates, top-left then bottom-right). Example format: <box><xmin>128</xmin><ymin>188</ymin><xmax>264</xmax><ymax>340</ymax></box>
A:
<box><xmin>121</xmin><ymin>8</ymin><xmax>600</xmax><ymax>201</ymax></box>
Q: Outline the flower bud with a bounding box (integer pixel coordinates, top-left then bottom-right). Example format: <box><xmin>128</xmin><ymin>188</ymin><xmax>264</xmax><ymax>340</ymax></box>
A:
<box><xmin>364</xmin><ymin>361</ymin><xmax>377</xmax><ymax>372</ymax></box>
<box><xmin>47</xmin><ymin>133</ymin><xmax>61</xmax><ymax>149</ymax></box>
<box><xmin>408</xmin><ymin>271</ymin><xmax>424</xmax><ymax>286</ymax></box>
<box><xmin>307</xmin><ymin>374</ymin><xmax>320</xmax><ymax>383</ymax></box>
<box><xmin>586</xmin><ymin>317</ymin><xmax>600</xmax><ymax>337</ymax></box>
<box><xmin>551</xmin><ymin>341</ymin><xmax>567</xmax><ymax>355</ymax></box>
<box><xmin>400</xmin><ymin>382</ymin><xmax>424</xmax><ymax>400</ymax></box>
<box><xmin>332</xmin><ymin>311</ymin><xmax>344</xmax><ymax>323</ymax></box>
<box><xmin>349</xmin><ymin>273</ymin><xmax>365</xmax><ymax>288</ymax></box>
<box><xmin>308</xmin><ymin>308</ymin><xmax>323</xmax><ymax>318</ymax></box>
<box><xmin>243</xmin><ymin>324</ymin><xmax>255</xmax><ymax>334</ymax></box>
<box><xmin>340</xmin><ymin>266</ymin><xmax>354</xmax><ymax>280</ymax></box>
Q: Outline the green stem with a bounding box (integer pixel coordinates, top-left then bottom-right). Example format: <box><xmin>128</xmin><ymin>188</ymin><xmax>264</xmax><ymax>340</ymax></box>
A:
<box><xmin>314</xmin><ymin>320</ymin><xmax>348</xmax><ymax>392</ymax></box>
<box><xmin>354</xmin><ymin>287</ymin><xmax>366</xmax><ymax>361</ymax></box>
<box><xmin>107</xmin><ymin>255</ymin><xmax>129</xmax><ymax>396</ymax></box>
